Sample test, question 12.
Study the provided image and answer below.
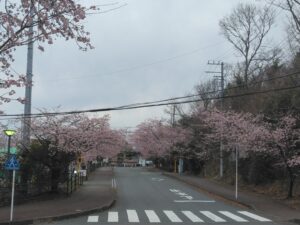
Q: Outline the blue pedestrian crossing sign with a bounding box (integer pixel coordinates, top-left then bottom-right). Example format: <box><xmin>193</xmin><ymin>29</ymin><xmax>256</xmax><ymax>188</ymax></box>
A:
<box><xmin>4</xmin><ymin>154</ymin><xmax>20</xmax><ymax>170</ymax></box>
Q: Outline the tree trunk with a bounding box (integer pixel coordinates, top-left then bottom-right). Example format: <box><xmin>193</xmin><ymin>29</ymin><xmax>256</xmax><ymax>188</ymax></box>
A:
<box><xmin>51</xmin><ymin>169</ymin><xmax>60</xmax><ymax>193</ymax></box>
<box><xmin>287</xmin><ymin>173</ymin><xmax>295</xmax><ymax>199</ymax></box>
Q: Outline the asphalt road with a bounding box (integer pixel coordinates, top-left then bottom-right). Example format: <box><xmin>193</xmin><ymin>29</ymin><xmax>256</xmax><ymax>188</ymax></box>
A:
<box><xmin>40</xmin><ymin>167</ymin><xmax>279</xmax><ymax>225</ymax></box>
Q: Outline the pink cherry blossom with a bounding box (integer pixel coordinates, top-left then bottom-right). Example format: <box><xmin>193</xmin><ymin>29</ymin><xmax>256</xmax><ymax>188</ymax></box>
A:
<box><xmin>131</xmin><ymin>119</ymin><xmax>191</xmax><ymax>158</ymax></box>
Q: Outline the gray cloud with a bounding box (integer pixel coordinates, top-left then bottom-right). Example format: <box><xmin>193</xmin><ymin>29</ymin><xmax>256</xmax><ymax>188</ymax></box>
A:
<box><xmin>2</xmin><ymin>0</ymin><xmax>285</xmax><ymax>128</ymax></box>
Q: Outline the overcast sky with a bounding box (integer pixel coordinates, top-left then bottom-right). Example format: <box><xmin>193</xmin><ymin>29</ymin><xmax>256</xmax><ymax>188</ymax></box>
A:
<box><xmin>2</xmin><ymin>0</ymin><xmax>287</xmax><ymax>129</ymax></box>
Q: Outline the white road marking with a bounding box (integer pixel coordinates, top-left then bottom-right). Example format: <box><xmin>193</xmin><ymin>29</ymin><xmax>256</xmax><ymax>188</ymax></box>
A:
<box><xmin>87</xmin><ymin>216</ymin><xmax>99</xmax><ymax>223</ymax></box>
<box><xmin>163</xmin><ymin>210</ymin><xmax>182</xmax><ymax>222</ymax></box>
<box><xmin>170</xmin><ymin>189</ymin><xmax>194</xmax><ymax>200</ymax></box>
<box><xmin>219</xmin><ymin>211</ymin><xmax>248</xmax><ymax>222</ymax></box>
<box><xmin>108</xmin><ymin>211</ymin><xmax>118</xmax><ymax>222</ymax></box>
<box><xmin>111</xmin><ymin>178</ymin><xmax>117</xmax><ymax>188</ymax></box>
<box><xmin>145</xmin><ymin>210</ymin><xmax>161</xmax><ymax>223</ymax></box>
<box><xmin>238</xmin><ymin>211</ymin><xmax>272</xmax><ymax>222</ymax></box>
<box><xmin>127</xmin><ymin>210</ymin><xmax>140</xmax><ymax>223</ymax></box>
<box><xmin>87</xmin><ymin>209</ymin><xmax>272</xmax><ymax>223</ymax></box>
<box><xmin>151</xmin><ymin>178</ymin><xmax>164</xmax><ymax>181</ymax></box>
<box><xmin>200</xmin><ymin>211</ymin><xmax>226</xmax><ymax>222</ymax></box>
<box><xmin>174</xmin><ymin>200</ymin><xmax>215</xmax><ymax>203</ymax></box>
<box><xmin>182</xmin><ymin>211</ymin><xmax>204</xmax><ymax>222</ymax></box>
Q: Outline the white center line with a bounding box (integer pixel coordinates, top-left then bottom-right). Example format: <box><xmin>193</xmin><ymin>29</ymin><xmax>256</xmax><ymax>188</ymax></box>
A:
<box><xmin>219</xmin><ymin>211</ymin><xmax>248</xmax><ymax>222</ymax></box>
<box><xmin>174</xmin><ymin>200</ymin><xmax>215</xmax><ymax>203</ymax></box>
<box><xmin>145</xmin><ymin>210</ymin><xmax>161</xmax><ymax>223</ymax></box>
<box><xmin>238</xmin><ymin>211</ymin><xmax>272</xmax><ymax>222</ymax></box>
<box><xmin>87</xmin><ymin>216</ymin><xmax>99</xmax><ymax>223</ymax></box>
<box><xmin>127</xmin><ymin>209</ymin><xmax>140</xmax><ymax>223</ymax></box>
<box><xmin>164</xmin><ymin>210</ymin><xmax>182</xmax><ymax>222</ymax></box>
<box><xmin>200</xmin><ymin>211</ymin><xmax>226</xmax><ymax>222</ymax></box>
<box><xmin>108</xmin><ymin>211</ymin><xmax>118</xmax><ymax>222</ymax></box>
<box><xmin>182</xmin><ymin>211</ymin><xmax>204</xmax><ymax>222</ymax></box>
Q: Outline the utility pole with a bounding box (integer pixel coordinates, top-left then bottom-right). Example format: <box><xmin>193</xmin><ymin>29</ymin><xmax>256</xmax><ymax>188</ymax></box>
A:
<box><xmin>171</xmin><ymin>105</ymin><xmax>177</xmax><ymax>173</ymax></box>
<box><xmin>171</xmin><ymin>105</ymin><xmax>183</xmax><ymax>174</ymax></box>
<box><xmin>171</xmin><ymin>105</ymin><xmax>175</xmax><ymax>126</ymax></box>
<box><xmin>22</xmin><ymin>9</ymin><xmax>34</xmax><ymax>148</ymax></box>
<box><xmin>235</xmin><ymin>145</ymin><xmax>239</xmax><ymax>200</ymax></box>
<box><xmin>206</xmin><ymin>60</ymin><xmax>225</xmax><ymax>178</ymax></box>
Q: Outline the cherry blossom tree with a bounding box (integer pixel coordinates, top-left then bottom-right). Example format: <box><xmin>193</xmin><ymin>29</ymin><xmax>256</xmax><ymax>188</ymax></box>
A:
<box><xmin>269</xmin><ymin>115</ymin><xmax>300</xmax><ymax>198</ymax></box>
<box><xmin>20</xmin><ymin>112</ymin><xmax>128</xmax><ymax>192</ymax></box>
<box><xmin>29</xmin><ymin>113</ymin><xmax>127</xmax><ymax>160</ymax></box>
<box><xmin>131</xmin><ymin>120</ymin><xmax>191</xmax><ymax>159</ymax></box>
<box><xmin>203</xmin><ymin>110</ymin><xmax>300</xmax><ymax>198</ymax></box>
<box><xmin>0</xmin><ymin>0</ymin><xmax>97</xmax><ymax>104</ymax></box>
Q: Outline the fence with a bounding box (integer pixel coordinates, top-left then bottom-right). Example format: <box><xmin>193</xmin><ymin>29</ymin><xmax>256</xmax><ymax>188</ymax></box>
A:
<box><xmin>0</xmin><ymin>171</ymin><xmax>86</xmax><ymax>206</ymax></box>
<box><xmin>65</xmin><ymin>172</ymin><xmax>85</xmax><ymax>195</ymax></box>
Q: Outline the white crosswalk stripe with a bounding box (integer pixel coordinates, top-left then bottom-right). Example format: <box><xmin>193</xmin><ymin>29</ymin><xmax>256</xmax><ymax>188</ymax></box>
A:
<box><xmin>108</xmin><ymin>211</ymin><xmax>119</xmax><ymax>222</ymax></box>
<box><xmin>127</xmin><ymin>210</ymin><xmax>140</xmax><ymax>223</ymax></box>
<box><xmin>87</xmin><ymin>209</ymin><xmax>272</xmax><ymax>223</ymax></box>
<box><xmin>87</xmin><ymin>216</ymin><xmax>99</xmax><ymax>223</ymax></box>
<box><xmin>238</xmin><ymin>211</ymin><xmax>272</xmax><ymax>222</ymax></box>
<box><xmin>219</xmin><ymin>211</ymin><xmax>248</xmax><ymax>222</ymax></box>
<box><xmin>200</xmin><ymin>211</ymin><xmax>226</xmax><ymax>222</ymax></box>
<box><xmin>145</xmin><ymin>210</ymin><xmax>161</xmax><ymax>223</ymax></box>
<box><xmin>182</xmin><ymin>211</ymin><xmax>204</xmax><ymax>222</ymax></box>
<box><xmin>163</xmin><ymin>210</ymin><xmax>182</xmax><ymax>222</ymax></box>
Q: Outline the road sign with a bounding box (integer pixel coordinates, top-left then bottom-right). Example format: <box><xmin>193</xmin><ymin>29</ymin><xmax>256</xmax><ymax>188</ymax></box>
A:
<box><xmin>79</xmin><ymin>170</ymin><xmax>87</xmax><ymax>177</ymax></box>
<box><xmin>4</xmin><ymin>155</ymin><xmax>20</xmax><ymax>170</ymax></box>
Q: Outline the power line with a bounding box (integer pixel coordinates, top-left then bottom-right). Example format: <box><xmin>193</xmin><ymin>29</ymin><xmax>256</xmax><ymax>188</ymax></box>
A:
<box><xmin>117</xmin><ymin>70</ymin><xmax>300</xmax><ymax>109</ymax></box>
<box><xmin>43</xmin><ymin>42</ymin><xmax>225</xmax><ymax>82</ymax></box>
<box><xmin>1</xmin><ymin>70</ymin><xmax>300</xmax><ymax>119</ymax></box>
<box><xmin>1</xmin><ymin>82</ymin><xmax>300</xmax><ymax>120</ymax></box>
<box><xmin>1</xmin><ymin>70</ymin><xmax>299</xmax><ymax>120</ymax></box>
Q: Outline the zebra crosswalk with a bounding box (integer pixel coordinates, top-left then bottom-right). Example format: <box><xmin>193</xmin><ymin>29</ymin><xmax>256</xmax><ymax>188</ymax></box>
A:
<box><xmin>87</xmin><ymin>209</ymin><xmax>272</xmax><ymax>223</ymax></box>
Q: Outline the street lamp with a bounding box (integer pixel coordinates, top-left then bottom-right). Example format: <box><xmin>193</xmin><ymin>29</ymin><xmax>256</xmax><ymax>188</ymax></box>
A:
<box><xmin>3</xmin><ymin>129</ymin><xmax>17</xmax><ymax>222</ymax></box>
<box><xmin>4</xmin><ymin>129</ymin><xmax>16</xmax><ymax>155</ymax></box>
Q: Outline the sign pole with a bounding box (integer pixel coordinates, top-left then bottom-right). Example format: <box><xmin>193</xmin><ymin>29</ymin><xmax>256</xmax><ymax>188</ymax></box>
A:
<box><xmin>10</xmin><ymin>169</ymin><xmax>16</xmax><ymax>221</ymax></box>
<box><xmin>235</xmin><ymin>146</ymin><xmax>238</xmax><ymax>200</ymax></box>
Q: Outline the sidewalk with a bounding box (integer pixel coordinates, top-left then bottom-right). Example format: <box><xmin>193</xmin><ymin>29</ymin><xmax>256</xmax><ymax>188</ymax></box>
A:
<box><xmin>164</xmin><ymin>172</ymin><xmax>300</xmax><ymax>225</ymax></box>
<box><xmin>0</xmin><ymin>167</ymin><xmax>116</xmax><ymax>225</ymax></box>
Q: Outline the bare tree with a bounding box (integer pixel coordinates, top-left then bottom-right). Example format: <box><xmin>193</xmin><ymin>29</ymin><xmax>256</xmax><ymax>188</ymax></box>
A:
<box><xmin>194</xmin><ymin>79</ymin><xmax>219</xmax><ymax>110</ymax></box>
<box><xmin>219</xmin><ymin>3</ymin><xmax>275</xmax><ymax>86</ymax></box>
<box><xmin>268</xmin><ymin>0</ymin><xmax>300</xmax><ymax>52</ymax></box>
<box><xmin>282</xmin><ymin>0</ymin><xmax>300</xmax><ymax>33</ymax></box>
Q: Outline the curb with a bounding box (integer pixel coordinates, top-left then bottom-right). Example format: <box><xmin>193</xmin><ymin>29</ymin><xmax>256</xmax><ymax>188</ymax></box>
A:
<box><xmin>0</xmin><ymin>197</ymin><xmax>116</xmax><ymax>225</ymax></box>
<box><xmin>163</xmin><ymin>172</ymin><xmax>255</xmax><ymax>210</ymax></box>
<box><xmin>0</xmin><ymin>167</ymin><xmax>117</xmax><ymax>225</ymax></box>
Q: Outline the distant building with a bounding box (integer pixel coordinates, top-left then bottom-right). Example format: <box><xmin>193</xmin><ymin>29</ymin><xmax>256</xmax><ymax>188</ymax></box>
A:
<box><xmin>123</xmin><ymin>159</ymin><xmax>139</xmax><ymax>167</ymax></box>
<box><xmin>139</xmin><ymin>157</ymin><xmax>146</xmax><ymax>167</ymax></box>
